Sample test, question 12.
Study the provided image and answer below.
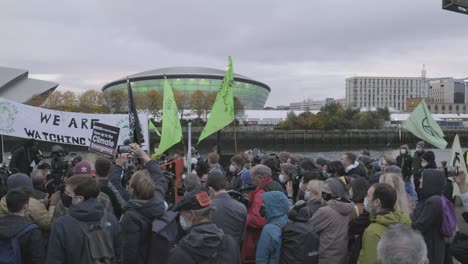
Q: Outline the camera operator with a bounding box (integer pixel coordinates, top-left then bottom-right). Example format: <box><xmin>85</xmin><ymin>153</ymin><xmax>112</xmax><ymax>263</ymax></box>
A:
<box><xmin>110</xmin><ymin>144</ymin><xmax>170</xmax><ymax>264</ymax></box>
<box><xmin>109</xmin><ymin>143</ymin><xmax>167</xmax><ymax>202</ymax></box>
<box><xmin>450</xmin><ymin>170</ymin><xmax>468</xmax><ymax>263</ymax></box>
<box><xmin>9</xmin><ymin>139</ymin><xmax>42</xmax><ymax>175</ymax></box>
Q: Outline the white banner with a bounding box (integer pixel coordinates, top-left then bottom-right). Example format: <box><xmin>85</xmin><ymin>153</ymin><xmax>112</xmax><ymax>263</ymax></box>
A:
<box><xmin>0</xmin><ymin>97</ymin><xmax>148</xmax><ymax>149</ymax></box>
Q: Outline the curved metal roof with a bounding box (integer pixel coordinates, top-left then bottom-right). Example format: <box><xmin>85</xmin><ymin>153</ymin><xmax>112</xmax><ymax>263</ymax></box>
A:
<box><xmin>0</xmin><ymin>66</ymin><xmax>58</xmax><ymax>103</ymax></box>
<box><xmin>102</xmin><ymin>66</ymin><xmax>270</xmax><ymax>92</ymax></box>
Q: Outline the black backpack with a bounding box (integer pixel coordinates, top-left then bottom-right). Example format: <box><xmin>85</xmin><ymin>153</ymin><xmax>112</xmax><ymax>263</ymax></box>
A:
<box><xmin>126</xmin><ymin>210</ymin><xmax>179</xmax><ymax>264</ymax></box>
<box><xmin>275</xmin><ymin>221</ymin><xmax>319</xmax><ymax>264</ymax></box>
<box><xmin>75</xmin><ymin>213</ymin><xmax>115</xmax><ymax>264</ymax></box>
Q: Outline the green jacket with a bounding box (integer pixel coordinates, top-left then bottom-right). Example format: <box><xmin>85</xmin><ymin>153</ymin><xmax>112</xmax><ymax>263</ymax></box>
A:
<box><xmin>358</xmin><ymin>210</ymin><xmax>411</xmax><ymax>264</ymax></box>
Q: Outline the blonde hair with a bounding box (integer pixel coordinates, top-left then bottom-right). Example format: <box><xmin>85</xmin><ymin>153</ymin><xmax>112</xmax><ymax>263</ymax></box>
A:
<box><xmin>379</xmin><ymin>173</ymin><xmax>411</xmax><ymax>214</ymax></box>
<box><xmin>306</xmin><ymin>180</ymin><xmax>324</xmax><ymax>203</ymax></box>
<box><xmin>130</xmin><ymin>170</ymin><xmax>155</xmax><ymax>200</ymax></box>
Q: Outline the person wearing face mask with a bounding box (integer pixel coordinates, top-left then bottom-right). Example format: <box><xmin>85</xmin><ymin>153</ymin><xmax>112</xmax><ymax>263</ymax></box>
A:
<box><xmin>413</xmin><ymin>151</ymin><xmax>437</xmax><ymax>200</ymax></box>
<box><xmin>358</xmin><ymin>183</ymin><xmax>411</xmax><ymax>264</ymax></box>
<box><xmin>309</xmin><ymin>177</ymin><xmax>354</xmax><ymax>264</ymax></box>
<box><xmin>242</xmin><ymin>165</ymin><xmax>284</xmax><ymax>264</ymax></box>
<box><xmin>207</xmin><ymin>170</ymin><xmax>247</xmax><ymax>246</ymax></box>
<box><xmin>396</xmin><ymin>145</ymin><xmax>417</xmax><ymax>202</ymax></box>
<box><xmin>412</xmin><ymin>141</ymin><xmax>426</xmax><ymax>198</ymax></box>
<box><xmin>169</xmin><ymin>190</ymin><xmax>240</xmax><ymax>264</ymax></box>
<box><xmin>120</xmin><ymin>170</ymin><xmax>174</xmax><ymax>264</ymax></box>
<box><xmin>230</xmin><ymin>155</ymin><xmax>249</xmax><ymax>191</ymax></box>
<box><xmin>256</xmin><ymin>191</ymin><xmax>289</xmax><ymax>264</ymax></box>
<box><xmin>46</xmin><ymin>175</ymin><xmax>122</xmax><ymax>264</ymax></box>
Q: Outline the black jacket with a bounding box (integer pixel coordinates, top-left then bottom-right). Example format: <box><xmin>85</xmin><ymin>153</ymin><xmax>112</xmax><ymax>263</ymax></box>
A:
<box><xmin>347</xmin><ymin>212</ymin><xmax>371</xmax><ymax>264</ymax></box>
<box><xmin>97</xmin><ymin>178</ymin><xmax>123</xmax><ymax>219</ymax></box>
<box><xmin>347</xmin><ymin>163</ymin><xmax>368</xmax><ymax>178</ymax></box>
<box><xmin>120</xmin><ymin>197</ymin><xmax>167</xmax><ymax>264</ymax></box>
<box><xmin>0</xmin><ymin>215</ymin><xmax>45</xmax><ymax>264</ymax></box>
<box><xmin>412</xmin><ymin>151</ymin><xmax>425</xmax><ymax>178</ymax></box>
<box><xmin>168</xmin><ymin>222</ymin><xmax>240</xmax><ymax>264</ymax></box>
<box><xmin>396</xmin><ymin>154</ymin><xmax>413</xmax><ymax>180</ymax></box>
<box><xmin>46</xmin><ymin>198</ymin><xmax>122</xmax><ymax>264</ymax></box>
<box><xmin>295</xmin><ymin>201</ymin><xmax>323</xmax><ymax>222</ymax></box>
<box><xmin>412</xmin><ymin>169</ymin><xmax>446</xmax><ymax>264</ymax></box>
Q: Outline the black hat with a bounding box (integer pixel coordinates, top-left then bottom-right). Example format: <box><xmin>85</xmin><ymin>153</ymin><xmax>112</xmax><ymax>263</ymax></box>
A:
<box><xmin>422</xmin><ymin>151</ymin><xmax>436</xmax><ymax>163</ymax></box>
<box><xmin>173</xmin><ymin>190</ymin><xmax>212</xmax><ymax>212</ymax></box>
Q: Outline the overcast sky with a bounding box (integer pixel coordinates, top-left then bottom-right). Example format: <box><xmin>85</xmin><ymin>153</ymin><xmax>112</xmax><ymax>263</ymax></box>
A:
<box><xmin>1</xmin><ymin>0</ymin><xmax>467</xmax><ymax>107</ymax></box>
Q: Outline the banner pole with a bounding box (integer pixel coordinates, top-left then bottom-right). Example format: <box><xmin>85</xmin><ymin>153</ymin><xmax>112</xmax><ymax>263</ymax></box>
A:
<box><xmin>0</xmin><ymin>135</ymin><xmax>4</xmax><ymax>164</ymax></box>
<box><xmin>187</xmin><ymin>120</ymin><xmax>192</xmax><ymax>173</ymax></box>
<box><xmin>234</xmin><ymin>119</ymin><xmax>238</xmax><ymax>154</ymax></box>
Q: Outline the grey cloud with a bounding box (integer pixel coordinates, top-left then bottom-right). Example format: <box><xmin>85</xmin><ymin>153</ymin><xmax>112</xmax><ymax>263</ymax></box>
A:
<box><xmin>0</xmin><ymin>0</ymin><xmax>467</xmax><ymax>107</ymax></box>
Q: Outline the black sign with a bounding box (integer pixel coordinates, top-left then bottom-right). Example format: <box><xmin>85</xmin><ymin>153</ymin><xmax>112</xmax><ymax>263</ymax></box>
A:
<box><xmin>88</xmin><ymin>123</ymin><xmax>120</xmax><ymax>157</ymax></box>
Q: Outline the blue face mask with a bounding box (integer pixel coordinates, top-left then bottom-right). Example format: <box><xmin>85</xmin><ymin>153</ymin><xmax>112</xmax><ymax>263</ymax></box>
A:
<box><xmin>364</xmin><ymin>197</ymin><xmax>372</xmax><ymax>213</ymax></box>
<box><xmin>179</xmin><ymin>215</ymin><xmax>191</xmax><ymax>231</ymax></box>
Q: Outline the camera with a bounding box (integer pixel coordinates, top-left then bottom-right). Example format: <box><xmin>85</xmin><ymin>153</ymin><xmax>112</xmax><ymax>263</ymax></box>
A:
<box><xmin>44</xmin><ymin>145</ymin><xmax>71</xmax><ymax>194</ymax></box>
<box><xmin>117</xmin><ymin>145</ymin><xmax>131</xmax><ymax>154</ymax></box>
<box><xmin>445</xmin><ymin>166</ymin><xmax>459</xmax><ymax>178</ymax></box>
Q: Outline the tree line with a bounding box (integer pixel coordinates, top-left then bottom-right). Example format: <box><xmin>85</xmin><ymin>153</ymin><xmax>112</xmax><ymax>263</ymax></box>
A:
<box><xmin>26</xmin><ymin>89</ymin><xmax>244</xmax><ymax>125</ymax></box>
<box><xmin>277</xmin><ymin>102</ymin><xmax>391</xmax><ymax>130</ymax></box>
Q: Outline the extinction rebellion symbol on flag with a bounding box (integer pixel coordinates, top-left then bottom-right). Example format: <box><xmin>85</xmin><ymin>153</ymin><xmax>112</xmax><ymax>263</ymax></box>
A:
<box><xmin>422</xmin><ymin>117</ymin><xmax>435</xmax><ymax>137</ymax></box>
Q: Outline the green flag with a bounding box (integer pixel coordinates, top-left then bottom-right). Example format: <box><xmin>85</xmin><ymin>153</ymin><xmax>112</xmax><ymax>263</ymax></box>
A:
<box><xmin>148</xmin><ymin>119</ymin><xmax>161</xmax><ymax>137</ymax></box>
<box><xmin>198</xmin><ymin>56</ymin><xmax>235</xmax><ymax>143</ymax></box>
<box><xmin>156</xmin><ymin>78</ymin><xmax>182</xmax><ymax>155</ymax></box>
<box><xmin>403</xmin><ymin>100</ymin><xmax>447</xmax><ymax>149</ymax></box>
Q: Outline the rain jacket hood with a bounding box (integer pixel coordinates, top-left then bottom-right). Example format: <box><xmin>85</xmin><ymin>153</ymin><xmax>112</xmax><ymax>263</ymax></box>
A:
<box><xmin>421</xmin><ymin>169</ymin><xmax>446</xmax><ymax>200</ymax></box>
<box><xmin>261</xmin><ymin>191</ymin><xmax>289</xmax><ymax>223</ymax></box>
<box><xmin>124</xmin><ymin>196</ymin><xmax>165</xmax><ymax>220</ymax></box>
<box><xmin>179</xmin><ymin>222</ymin><xmax>224</xmax><ymax>263</ymax></box>
<box><xmin>371</xmin><ymin>210</ymin><xmax>411</xmax><ymax>226</ymax></box>
<box><xmin>327</xmin><ymin>199</ymin><xmax>354</xmax><ymax>216</ymax></box>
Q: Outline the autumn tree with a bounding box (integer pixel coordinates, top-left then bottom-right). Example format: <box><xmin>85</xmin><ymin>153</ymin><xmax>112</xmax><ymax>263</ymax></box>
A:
<box><xmin>190</xmin><ymin>90</ymin><xmax>207</xmax><ymax>119</ymax></box>
<box><xmin>234</xmin><ymin>96</ymin><xmax>245</xmax><ymax>119</ymax></box>
<box><xmin>77</xmin><ymin>90</ymin><xmax>110</xmax><ymax>113</ymax></box>
<box><xmin>145</xmin><ymin>90</ymin><xmax>163</xmax><ymax>118</ymax></box>
<box><xmin>104</xmin><ymin>90</ymin><xmax>127</xmax><ymax>113</ymax></box>
<box><xmin>43</xmin><ymin>91</ymin><xmax>78</xmax><ymax>112</ymax></box>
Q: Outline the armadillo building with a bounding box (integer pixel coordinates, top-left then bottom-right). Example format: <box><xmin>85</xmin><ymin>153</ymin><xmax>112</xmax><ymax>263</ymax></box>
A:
<box><xmin>102</xmin><ymin>67</ymin><xmax>271</xmax><ymax>110</ymax></box>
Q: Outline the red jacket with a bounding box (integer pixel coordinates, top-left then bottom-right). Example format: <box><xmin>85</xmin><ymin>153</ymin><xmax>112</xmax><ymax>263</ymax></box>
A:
<box><xmin>241</xmin><ymin>178</ymin><xmax>272</xmax><ymax>264</ymax></box>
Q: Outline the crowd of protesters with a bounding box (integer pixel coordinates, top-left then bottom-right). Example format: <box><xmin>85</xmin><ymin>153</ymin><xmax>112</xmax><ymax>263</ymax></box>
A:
<box><xmin>1</xmin><ymin>141</ymin><xmax>468</xmax><ymax>264</ymax></box>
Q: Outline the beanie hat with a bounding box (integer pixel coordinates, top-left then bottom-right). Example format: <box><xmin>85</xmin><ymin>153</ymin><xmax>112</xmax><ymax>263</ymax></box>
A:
<box><xmin>74</xmin><ymin>160</ymin><xmax>92</xmax><ymax>175</ymax></box>
<box><xmin>7</xmin><ymin>173</ymin><xmax>33</xmax><ymax>193</ymax></box>
<box><xmin>324</xmin><ymin>177</ymin><xmax>347</xmax><ymax>198</ymax></box>
<box><xmin>417</xmin><ymin>141</ymin><xmax>425</xmax><ymax>148</ymax></box>
<box><xmin>422</xmin><ymin>151</ymin><xmax>436</xmax><ymax>163</ymax></box>
<box><xmin>386</xmin><ymin>165</ymin><xmax>402</xmax><ymax>174</ymax></box>
<box><xmin>400</xmin><ymin>144</ymin><xmax>410</xmax><ymax>151</ymax></box>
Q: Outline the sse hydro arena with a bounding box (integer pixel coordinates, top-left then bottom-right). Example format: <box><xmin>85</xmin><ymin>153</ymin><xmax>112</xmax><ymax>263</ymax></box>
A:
<box><xmin>102</xmin><ymin>67</ymin><xmax>271</xmax><ymax>110</ymax></box>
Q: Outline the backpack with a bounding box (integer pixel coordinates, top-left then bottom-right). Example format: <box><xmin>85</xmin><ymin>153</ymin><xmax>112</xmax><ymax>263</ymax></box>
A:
<box><xmin>439</xmin><ymin>195</ymin><xmax>457</xmax><ymax>239</ymax></box>
<box><xmin>126</xmin><ymin>210</ymin><xmax>179</xmax><ymax>264</ymax></box>
<box><xmin>75</xmin><ymin>213</ymin><xmax>115</xmax><ymax>264</ymax></box>
<box><xmin>274</xmin><ymin>221</ymin><xmax>320</xmax><ymax>264</ymax></box>
<box><xmin>0</xmin><ymin>223</ymin><xmax>38</xmax><ymax>264</ymax></box>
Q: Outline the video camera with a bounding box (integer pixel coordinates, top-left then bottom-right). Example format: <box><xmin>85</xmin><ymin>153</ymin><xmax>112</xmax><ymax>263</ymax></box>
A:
<box><xmin>44</xmin><ymin>145</ymin><xmax>71</xmax><ymax>194</ymax></box>
<box><xmin>445</xmin><ymin>165</ymin><xmax>459</xmax><ymax>178</ymax></box>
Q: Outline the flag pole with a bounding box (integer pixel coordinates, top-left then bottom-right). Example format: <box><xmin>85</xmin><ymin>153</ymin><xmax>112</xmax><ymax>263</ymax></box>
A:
<box><xmin>234</xmin><ymin>118</ymin><xmax>238</xmax><ymax>154</ymax></box>
<box><xmin>187</xmin><ymin>120</ymin><xmax>192</xmax><ymax>173</ymax></box>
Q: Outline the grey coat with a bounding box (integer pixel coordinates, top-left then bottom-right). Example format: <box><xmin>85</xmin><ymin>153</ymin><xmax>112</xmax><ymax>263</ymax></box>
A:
<box><xmin>309</xmin><ymin>199</ymin><xmax>354</xmax><ymax>264</ymax></box>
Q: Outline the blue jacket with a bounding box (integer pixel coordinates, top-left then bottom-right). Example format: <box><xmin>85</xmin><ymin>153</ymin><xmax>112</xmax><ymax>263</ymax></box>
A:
<box><xmin>256</xmin><ymin>191</ymin><xmax>289</xmax><ymax>264</ymax></box>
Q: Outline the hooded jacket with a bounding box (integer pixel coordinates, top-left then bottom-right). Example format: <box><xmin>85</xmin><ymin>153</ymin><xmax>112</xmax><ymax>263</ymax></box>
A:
<box><xmin>46</xmin><ymin>198</ymin><xmax>122</xmax><ymax>264</ymax></box>
<box><xmin>396</xmin><ymin>145</ymin><xmax>413</xmax><ymax>180</ymax></box>
<box><xmin>256</xmin><ymin>191</ymin><xmax>289</xmax><ymax>264</ymax></box>
<box><xmin>242</xmin><ymin>177</ymin><xmax>283</xmax><ymax>264</ymax></box>
<box><xmin>358</xmin><ymin>210</ymin><xmax>411</xmax><ymax>264</ymax></box>
<box><xmin>309</xmin><ymin>199</ymin><xmax>354</xmax><ymax>264</ymax></box>
<box><xmin>412</xmin><ymin>169</ymin><xmax>446</xmax><ymax>264</ymax></box>
<box><xmin>168</xmin><ymin>222</ymin><xmax>240</xmax><ymax>264</ymax></box>
<box><xmin>120</xmin><ymin>197</ymin><xmax>166</xmax><ymax>264</ymax></box>
<box><xmin>0</xmin><ymin>215</ymin><xmax>45</xmax><ymax>264</ymax></box>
